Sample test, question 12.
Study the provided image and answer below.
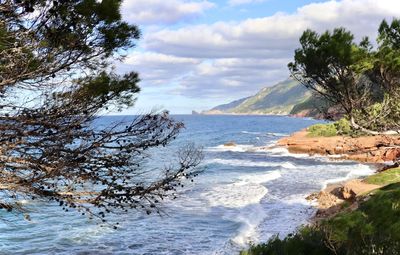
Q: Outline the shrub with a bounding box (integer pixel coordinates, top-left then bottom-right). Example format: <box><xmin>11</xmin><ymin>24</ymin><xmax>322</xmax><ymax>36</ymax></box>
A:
<box><xmin>241</xmin><ymin>228</ymin><xmax>332</xmax><ymax>255</ymax></box>
<box><xmin>307</xmin><ymin>123</ymin><xmax>338</xmax><ymax>137</ymax></box>
<box><xmin>334</xmin><ymin>118</ymin><xmax>352</xmax><ymax>135</ymax></box>
<box><xmin>307</xmin><ymin>119</ymin><xmax>360</xmax><ymax>137</ymax></box>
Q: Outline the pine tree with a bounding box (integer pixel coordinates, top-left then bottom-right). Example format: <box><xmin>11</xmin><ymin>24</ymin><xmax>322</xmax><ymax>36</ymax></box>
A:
<box><xmin>0</xmin><ymin>0</ymin><xmax>202</xmax><ymax>223</ymax></box>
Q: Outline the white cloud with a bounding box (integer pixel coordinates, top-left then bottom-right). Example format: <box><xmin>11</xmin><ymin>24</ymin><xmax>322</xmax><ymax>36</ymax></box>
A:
<box><xmin>122</xmin><ymin>0</ymin><xmax>400</xmax><ymax>102</ymax></box>
<box><xmin>145</xmin><ymin>0</ymin><xmax>400</xmax><ymax>60</ymax></box>
<box><xmin>118</xmin><ymin>52</ymin><xmax>200</xmax><ymax>85</ymax></box>
<box><xmin>228</xmin><ymin>0</ymin><xmax>265</xmax><ymax>6</ymax></box>
<box><xmin>121</xmin><ymin>0</ymin><xmax>215</xmax><ymax>25</ymax></box>
<box><xmin>173</xmin><ymin>57</ymin><xmax>290</xmax><ymax>98</ymax></box>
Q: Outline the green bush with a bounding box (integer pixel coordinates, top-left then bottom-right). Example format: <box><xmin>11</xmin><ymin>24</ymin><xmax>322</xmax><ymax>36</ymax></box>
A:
<box><xmin>307</xmin><ymin>119</ymin><xmax>359</xmax><ymax>137</ymax></box>
<box><xmin>241</xmin><ymin>228</ymin><xmax>332</xmax><ymax>255</ymax></box>
<box><xmin>307</xmin><ymin>123</ymin><xmax>338</xmax><ymax>137</ymax></box>
<box><xmin>334</xmin><ymin>118</ymin><xmax>352</xmax><ymax>135</ymax></box>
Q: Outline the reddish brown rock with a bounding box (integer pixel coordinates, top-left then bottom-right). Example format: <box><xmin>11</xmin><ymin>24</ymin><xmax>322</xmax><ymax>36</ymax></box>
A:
<box><xmin>277</xmin><ymin>130</ymin><xmax>400</xmax><ymax>163</ymax></box>
<box><xmin>312</xmin><ymin>179</ymin><xmax>381</xmax><ymax>220</ymax></box>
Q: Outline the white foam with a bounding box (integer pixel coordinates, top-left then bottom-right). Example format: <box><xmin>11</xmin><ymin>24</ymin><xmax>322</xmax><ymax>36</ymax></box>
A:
<box><xmin>67</xmin><ymin>225</ymin><xmax>114</xmax><ymax>244</ymax></box>
<box><xmin>240</xmin><ymin>131</ymin><xmax>289</xmax><ymax>138</ymax></box>
<box><xmin>321</xmin><ymin>164</ymin><xmax>375</xmax><ymax>189</ymax></box>
<box><xmin>281</xmin><ymin>162</ymin><xmax>296</xmax><ymax>169</ymax></box>
<box><xmin>237</xmin><ymin>171</ymin><xmax>282</xmax><ymax>185</ymax></box>
<box><xmin>230</xmin><ymin>205</ymin><xmax>266</xmax><ymax>246</ymax></box>
<box><xmin>207</xmin><ymin>158</ymin><xmax>296</xmax><ymax>169</ymax></box>
<box><xmin>283</xmin><ymin>194</ymin><xmax>312</xmax><ymax>206</ymax></box>
<box><xmin>205</xmin><ymin>144</ymin><xmax>256</xmax><ymax>152</ymax></box>
<box><xmin>202</xmin><ymin>171</ymin><xmax>281</xmax><ymax>209</ymax></box>
<box><xmin>241</xmin><ymin>131</ymin><xmax>262</xmax><ymax>135</ymax></box>
<box><xmin>265</xmin><ymin>132</ymin><xmax>289</xmax><ymax>137</ymax></box>
<box><xmin>265</xmin><ymin>147</ymin><xmax>311</xmax><ymax>158</ymax></box>
<box><xmin>204</xmin><ymin>183</ymin><xmax>268</xmax><ymax>208</ymax></box>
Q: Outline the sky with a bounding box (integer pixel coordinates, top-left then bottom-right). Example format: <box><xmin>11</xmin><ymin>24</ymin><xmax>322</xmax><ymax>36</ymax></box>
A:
<box><xmin>117</xmin><ymin>0</ymin><xmax>400</xmax><ymax>114</ymax></box>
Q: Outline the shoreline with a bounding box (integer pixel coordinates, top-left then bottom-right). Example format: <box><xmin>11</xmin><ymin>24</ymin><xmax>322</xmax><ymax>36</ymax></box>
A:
<box><xmin>276</xmin><ymin>129</ymin><xmax>400</xmax><ymax>222</ymax></box>
<box><xmin>277</xmin><ymin>129</ymin><xmax>400</xmax><ymax>163</ymax></box>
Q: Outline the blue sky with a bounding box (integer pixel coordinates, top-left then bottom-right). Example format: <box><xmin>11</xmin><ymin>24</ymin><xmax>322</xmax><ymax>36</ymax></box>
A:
<box><xmin>117</xmin><ymin>0</ymin><xmax>400</xmax><ymax>114</ymax></box>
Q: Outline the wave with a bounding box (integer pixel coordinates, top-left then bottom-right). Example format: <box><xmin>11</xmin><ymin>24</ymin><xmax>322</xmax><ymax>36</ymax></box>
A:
<box><xmin>263</xmin><ymin>146</ymin><xmax>311</xmax><ymax>159</ymax></box>
<box><xmin>205</xmin><ymin>144</ymin><xmax>256</xmax><ymax>152</ymax></box>
<box><xmin>207</xmin><ymin>158</ymin><xmax>296</xmax><ymax>169</ymax></box>
<box><xmin>203</xmin><ymin>183</ymin><xmax>268</xmax><ymax>209</ymax></box>
<box><xmin>241</xmin><ymin>131</ymin><xmax>289</xmax><ymax>137</ymax></box>
<box><xmin>201</xmin><ymin>170</ymin><xmax>282</xmax><ymax>247</ymax></box>
<box><xmin>241</xmin><ymin>131</ymin><xmax>262</xmax><ymax>135</ymax></box>
<box><xmin>265</xmin><ymin>132</ymin><xmax>289</xmax><ymax>137</ymax></box>
<box><xmin>201</xmin><ymin>171</ymin><xmax>281</xmax><ymax>208</ymax></box>
<box><xmin>229</xmin><ymin>204</ymin><xmax>266</xmax><ymax>246</ymax></box>
<box><xmin>321</xmin><ymin>164</ymin><xmax>375</xmax><ymax>189</ymax></box>
<box><xmin>237</xmin><ymin>171</ymin><xmax>282</xmax><ymax>185</ymax></box>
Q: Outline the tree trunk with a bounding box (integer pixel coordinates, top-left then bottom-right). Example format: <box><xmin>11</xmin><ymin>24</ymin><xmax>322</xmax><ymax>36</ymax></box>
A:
<box><xmin>350</xmin><ymin>116</ymin><xmax>400</xmax><ymax>135</ymax></box>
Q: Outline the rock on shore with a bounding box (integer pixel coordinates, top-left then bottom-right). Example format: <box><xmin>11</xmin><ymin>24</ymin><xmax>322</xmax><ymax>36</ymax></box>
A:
<box><xmin>277</xmin><ymin>130</ymin><xmax>400</xmax><ymax>163</ymax></box>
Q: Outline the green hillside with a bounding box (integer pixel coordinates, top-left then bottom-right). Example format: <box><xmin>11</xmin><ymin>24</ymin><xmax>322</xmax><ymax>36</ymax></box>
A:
<box><xmin>203</xmin><ymin>79</ymin><xmax>315</xmax><ymax>115</ymax></box>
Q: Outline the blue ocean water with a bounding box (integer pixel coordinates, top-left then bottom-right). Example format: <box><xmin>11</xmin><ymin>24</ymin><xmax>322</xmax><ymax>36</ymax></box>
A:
<box><xmin>0</xmin><ymin>115</ymin><xmax>375</xmax><ymax>255</ymax></box>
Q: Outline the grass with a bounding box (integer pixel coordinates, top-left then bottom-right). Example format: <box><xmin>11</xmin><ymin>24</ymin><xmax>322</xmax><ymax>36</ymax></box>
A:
<box><xmin>365</xmin><ymin>167</ymin><xmax>400</xmax><ymax>186</ymax></box>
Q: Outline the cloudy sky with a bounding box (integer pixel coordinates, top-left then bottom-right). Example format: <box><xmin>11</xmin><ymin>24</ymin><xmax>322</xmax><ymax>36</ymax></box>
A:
<box><xmin>118</xmin><ymin>0</ymin><xmax>400</xmax><ymax>114</ymax></box>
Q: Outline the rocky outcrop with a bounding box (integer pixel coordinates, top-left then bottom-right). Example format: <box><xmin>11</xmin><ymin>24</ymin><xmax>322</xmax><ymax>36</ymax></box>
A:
<box><xmin>309</xmin><ymin>179</ymin><xmax>381</xmax><ymax>219</ymax></box>
<box><xmin>277</xmin><ymin>130</ymin><xmax>400</xmax><ymax>163</ymax></box>
<box><xmin>280</xmin><ymin>130</ymin><xmax>400</xmax><ymax>221</ymax></box>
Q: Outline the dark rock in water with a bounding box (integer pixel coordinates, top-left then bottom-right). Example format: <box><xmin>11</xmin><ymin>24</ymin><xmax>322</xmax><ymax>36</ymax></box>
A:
<box><xmin>306</xmin><ymin>192</ymin><xmax>318</xmax><ymax>201</ymax></box>
<box><xmin>224</xmin><ymin>141</ymin><xmax>236</xmax><ymax>147</ymax></box>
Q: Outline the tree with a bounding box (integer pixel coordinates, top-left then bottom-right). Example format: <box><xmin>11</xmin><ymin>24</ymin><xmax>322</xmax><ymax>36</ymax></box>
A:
<box><xmin>289</xmin><ymin>19</ymin><xmax>400</xmax><ymax>135</ymax></box>
<box><xmin>0</xmin><ymin>0</ymin><xmax>202</xmax><ymax>224</ymax></box>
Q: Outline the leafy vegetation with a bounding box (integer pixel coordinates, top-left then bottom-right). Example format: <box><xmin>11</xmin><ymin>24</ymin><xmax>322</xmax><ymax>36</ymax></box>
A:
<box><xmin>307</xmin><ymin>118</ymin><xmax>354</xmax><ymax>137</ymax></box>
<box><xmin>307</xmin><ymin>123</ymin><xmax>338</xmax><ymax>137</ymax></box>
<box><xmin>289</xmin><ymin>19</ymin><xmax>400</xmax><ymax>135</ymax></box>
<box><xmin>0</xmin><ymin>0</ymin><xmax>202</xmax><ymax>223</ymax></box>
<box><xmin>365</xmin><ymin>168</ymin><xmax>400</xmax><ymax>186</ymax></box>
<box><xmin>242</xmin><ymin>183</ymin><xmax>400</xmax><ymax>255</ymax></box>
<box><xmin>240</xmin><ymin>228</ymin><xmax>331</xmax><ymax>255</ymax></box>
<box><xmin>244</xmin><ymin>16</ymin><xmax>400</xmax><ymax>255</ymax></box>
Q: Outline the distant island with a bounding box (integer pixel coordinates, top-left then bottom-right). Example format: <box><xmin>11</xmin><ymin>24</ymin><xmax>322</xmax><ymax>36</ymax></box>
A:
<box><xmin>202</xmin><ymin>79</ymin><xmax>323</xmax><ymax>117</ymax></box>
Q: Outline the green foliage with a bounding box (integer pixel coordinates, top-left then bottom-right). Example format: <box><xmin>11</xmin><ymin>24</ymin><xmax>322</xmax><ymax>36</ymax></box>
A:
<box><xmin>242</xmin><ymin>183</ymin><xmax>400</xmax><ymax>255</ymax></box>
<box><xmin>290</xmin><ymin>28</ymin><xmax>356</xmax><ymax>76</ymax></box>
<box><xmin>0</xmin><ymin>0</ymin><xmax>202</xmax><ymax>222</ymax></box>
<box><xmin>289</xmin><ymin>18</ymin><xmax>400</xmax><ymax>133</ymax></box>
<box><xmin>365</xmin><ymin>168</ymin><xmax>400</xmax><ymax>186</ymax></box>
<box><xmin>307</xmin><ymin>123</ymin><xmax>338</xmax><ymax>137</ymax></box>
<box><xmin>240</xmin><ymin>228</ymin><xmax>331</xmax><ymax>255</ymax></box>
<box><xmin>323</xmin><ymin>183</ymin><xmax>400</xmax><ymax>254</ymax></box>
<box><xmin>352</xmin><ymin>94</ymin><xmax>400</xmax><ymax>132</ymax></box>
<box><xmin>334</xmin><ymin>118</ymin><xmax>352</xmax><ymax>135</ymax></box>
<box><xmin>308</xmin><ymin>119</ymin><xmax>361</xmax><ymax>137</ymax></box>
<box><xmin>74</xmin><ymin>71</ymin><xmax>141</xmax><ymax>110</ymax></box>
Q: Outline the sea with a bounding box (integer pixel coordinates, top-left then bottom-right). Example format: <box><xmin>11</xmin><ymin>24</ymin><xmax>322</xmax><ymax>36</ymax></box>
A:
<box><xmin>0</xmin><ymin>115</ymin><xmax>376</xmax><ymax>255</ymax></box>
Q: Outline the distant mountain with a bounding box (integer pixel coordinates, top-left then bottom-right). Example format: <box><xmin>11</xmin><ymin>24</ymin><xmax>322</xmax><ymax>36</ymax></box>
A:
<box><xmin>203</xmin><ymin>79</ymin><xmax>319</xmax><ymax>116</ymax></box>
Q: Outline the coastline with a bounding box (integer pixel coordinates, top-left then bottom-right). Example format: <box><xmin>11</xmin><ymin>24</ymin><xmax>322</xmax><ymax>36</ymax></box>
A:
<box><xmin>277</xmin><ymin>129</ymin><xmax>400</xmax><ymax>163</ymax></box>
<box><xmin>276</xmin><ymin>129</ymin><xmax>400</xmax><ymax>221</ymax></box>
